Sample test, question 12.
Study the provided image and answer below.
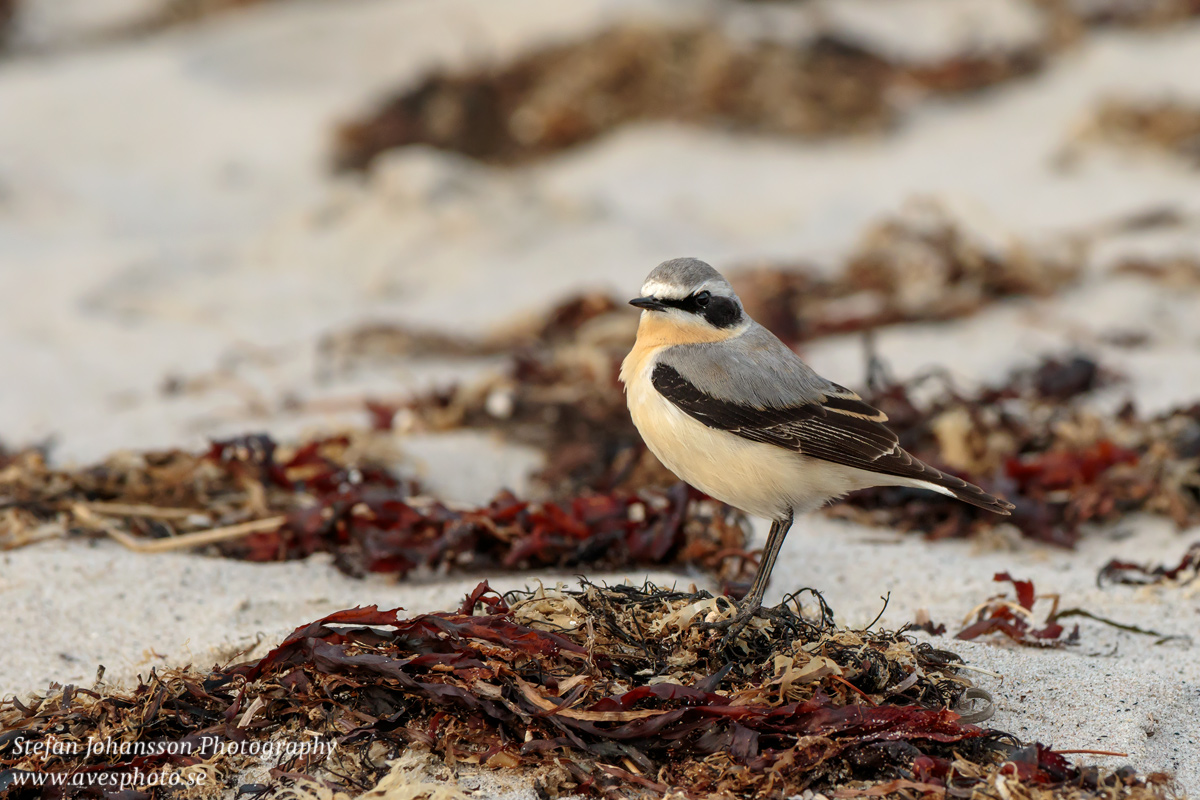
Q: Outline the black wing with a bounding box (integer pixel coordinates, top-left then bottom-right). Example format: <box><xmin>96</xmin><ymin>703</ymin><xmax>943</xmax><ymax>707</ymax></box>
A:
<box><xmin>651</xmin><ymin>363</ymin><xmax>1013</xmax><ymax>514</ymax></box>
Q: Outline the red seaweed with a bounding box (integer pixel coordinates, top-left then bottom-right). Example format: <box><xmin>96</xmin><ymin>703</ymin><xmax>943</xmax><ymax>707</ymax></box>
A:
<box><xmin>956</xmin><ymin>573</ymin><xmax>1078</xmax><ymax>647</ymax></box>
<box><xmin>0</xmin><ymin>433</ymin><xmax>751</xmax><ymax>587</ymax></box>
<box><xmin>1099</xmin><ymin>541</ymin><xmax>1200</xmax><ymax>586</ymax></box>
<box><xmin>4</xmin><ymin>581</ymin><xmax>1166</xmax><ymax>799</ymax></box>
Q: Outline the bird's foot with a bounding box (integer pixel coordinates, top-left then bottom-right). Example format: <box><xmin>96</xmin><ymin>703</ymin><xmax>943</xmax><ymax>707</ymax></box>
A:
<box><xmin>695</xmin><ymin>599</ymin><xmax>770</xmax><ymax>650</ymax></box>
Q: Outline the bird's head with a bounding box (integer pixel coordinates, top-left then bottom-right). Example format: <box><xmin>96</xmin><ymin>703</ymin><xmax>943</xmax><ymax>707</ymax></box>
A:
<box><xmin>629</xmin><ymin>258</ymin><xmax>747</xmax><ymax>338</ymax></box>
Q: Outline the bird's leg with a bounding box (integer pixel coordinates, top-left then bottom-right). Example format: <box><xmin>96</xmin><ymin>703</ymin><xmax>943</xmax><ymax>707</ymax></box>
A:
<box><xmin>741</xmin><ymin>510</ymin><xmax>794</xmax><ymax>613</ymax></box>
<box><xmin>698</xmin><ymin>511</ymin><xmax>794</xmax><ymax>643</ymax></box>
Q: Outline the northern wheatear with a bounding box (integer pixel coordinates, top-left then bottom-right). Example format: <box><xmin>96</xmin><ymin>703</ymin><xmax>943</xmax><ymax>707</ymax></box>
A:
<box><xmin>620</xmin><ymin>258</ymin><xmax>1014</xmax><ymax>630</ymax></box>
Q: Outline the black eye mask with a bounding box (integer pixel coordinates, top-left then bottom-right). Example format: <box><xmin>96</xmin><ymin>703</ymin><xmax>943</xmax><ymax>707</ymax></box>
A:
<box><xmin>660</xmin><ymin>292</ymin><xmax>743</xmax><ymax>329</ymax></box>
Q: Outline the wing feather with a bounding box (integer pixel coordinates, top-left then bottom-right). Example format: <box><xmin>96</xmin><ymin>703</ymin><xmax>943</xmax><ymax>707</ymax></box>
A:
<box><xmin>650</xmin><ymin>363</ymin><xmax>1013</xmax><ymax>514</ymax></box>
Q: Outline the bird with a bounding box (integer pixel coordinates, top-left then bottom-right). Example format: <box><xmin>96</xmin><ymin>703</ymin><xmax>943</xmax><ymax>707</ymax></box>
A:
<box><xmin>619</xmin><ymin>257</ymin><xmax>1014</xmax><ymax>635</ymax></box>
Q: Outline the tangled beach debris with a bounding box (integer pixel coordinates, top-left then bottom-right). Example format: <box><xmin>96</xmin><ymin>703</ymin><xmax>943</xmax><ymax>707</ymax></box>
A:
<box><xmin>0</xmin><ymin>434</ymin><xmax>752</xmax><ymax>589</ymax></box>
<box><xmin>330</xmin><ymin>2</ymin><xmax>1200</xmax><ymax>172</ymax></box>
<box><xmin>1069</xmin><ymin>98</ymin><xmax>1200</xmax><ymax>168</ymax></box>
<box><xmin>332</xmin><ymin>24</ymin><xmax>1045</xmax><ymax>172</ymax></box>
<box><xmin>333</xmin><ymin>25</ymin><xmax>894</xmax><ymax>170</ymax></box>
<box><xmin>0</xmin><ymin>582</ymin><xmax>1176</xmax><ymax>799</ymax></box>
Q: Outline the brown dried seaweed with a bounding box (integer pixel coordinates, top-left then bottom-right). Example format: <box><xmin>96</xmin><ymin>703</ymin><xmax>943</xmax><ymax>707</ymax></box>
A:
<box><xmin>333</xmin><ymin>23</ymin><xmax>1047</xmax><ymax>171</ymax></box>
<box><xmin>1074</xmin><ymin>99</ymin><xmax>1200</xmax><ymax>167</ymax></box>
<box><xmin>0</xmin><ymin>432</ymin><xmax>751</xmax><ymax>588</ymax></box>
<box><xmin>0</xmin><ymin>582</ymin><xmax>1174</xmax><ymax>799</ymax></box>
<box><xmin>334</xmin><ymin>27</ymin><xmax>894</xmax><ymax>170</ymax></box>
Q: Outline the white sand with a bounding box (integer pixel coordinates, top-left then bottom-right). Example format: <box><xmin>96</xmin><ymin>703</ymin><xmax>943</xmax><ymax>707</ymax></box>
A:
<box><xmin>2</xmin><ymin>0</ymin><xmax>1199</xmax><ymax>796</ymax></box>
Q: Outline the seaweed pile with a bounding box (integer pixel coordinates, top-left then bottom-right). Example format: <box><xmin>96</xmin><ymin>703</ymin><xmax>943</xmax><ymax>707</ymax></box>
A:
<box><xmin>326</xmin><ymin>0</ymin><xmax>1200</xmax><ymax>171</ymax></box>
<box><xmin>0</xmin><ymin>582</ymin><xmax>1173</xmax><ymax>799</ymax></box>
<box><xmin>1074</xmin><ymin>99</ymin><xmax>1200</xmax><ymax>167</ymax></box>
<box><xmin>0</xmin><ymin>433</ymin><xmax>751</xmax><ymax>588</ymax></box>
<box><xmin>333</xmin><ymin>24</ymin><xmax>1043</xmax><ymax>171</ymax></box>
<box><xmin>830</xmin><ymin>353</ymin><xmax>1200</xmax><ymax>547</ymax></box>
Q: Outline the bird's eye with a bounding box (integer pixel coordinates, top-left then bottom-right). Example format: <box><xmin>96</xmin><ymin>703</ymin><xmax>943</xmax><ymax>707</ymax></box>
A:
<box><xmin>694</xmin><ymin>291</ymin><xmax>711</xmax><ymax>307</ymax></box>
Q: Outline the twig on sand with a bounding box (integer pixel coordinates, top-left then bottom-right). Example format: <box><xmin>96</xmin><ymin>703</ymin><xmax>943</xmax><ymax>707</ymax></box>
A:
<box><xmin>75</xmin><ymin>504</ymin><xmax>286</xmax><ymax>553</ymax></box>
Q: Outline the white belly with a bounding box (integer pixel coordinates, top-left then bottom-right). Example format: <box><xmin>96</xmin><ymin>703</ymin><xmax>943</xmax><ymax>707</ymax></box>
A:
<box><xmin>625</xmin><ymin>368</ymin><xmax>875</xmax><ymax>521</ymax></box>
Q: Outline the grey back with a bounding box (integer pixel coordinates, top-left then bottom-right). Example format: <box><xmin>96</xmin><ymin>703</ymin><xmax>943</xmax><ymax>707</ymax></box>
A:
<box><xmin>658</xmin><ymin>323</ymin><xmax>835</xmax><ymax>409</ymax></box>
